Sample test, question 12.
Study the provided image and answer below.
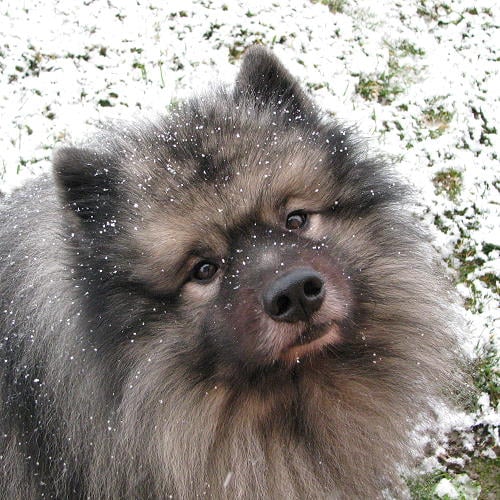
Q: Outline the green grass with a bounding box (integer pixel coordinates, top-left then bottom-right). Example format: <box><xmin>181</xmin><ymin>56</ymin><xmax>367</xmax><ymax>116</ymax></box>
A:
<box><xmin>417</xmin><ymin>1</ymin><xmax>452</xmax><ymax>21</ymax></box>
<box><xmin>228</xmin><ymin>41</ymin><xmax>246</xmax><ymax>61</ymax></box>
<box><xmin>408</xmin><ymin>470</ymin><xmax>447</xmax><ymax>499</ymax></box>
<box><xmin>471</xmin><ymin>107</ymin><xmax>497</xmax><ymax>147</ymax></box>
<box><xmin>356</xmin><ymin>72</ymin><xmax>404</xmax><ymax>104</ymax></box>
<box><xmin>408</xmin><ymin>459</ymin><xmax>498</xmax><ymax>499</ymax></box>
<box><xmin>132</xmin><ymin>61</ymin><xmax>147</xmax><ymax>80</ymax></box>
<box><xmin>472</xmin><ymin>340</ymin><xmax>500</xmax><ymax>410</ymax></box>
<box><xmin>423</xmin><ymin>104</ymin><xmax>454</xmax><ymax>138</ymax></box>
<box><xmin>433</xmin><ymin>169</ymin><xmax>463</xmax><ymax>201</ymax></box>
<box><xmin>355</xmin><ymin>41</ymin><xmax>422</xmax><ymax>105</ymax></box>
<box><xmin>447</xmin><ymin>236</ymin><xmax>485</xmax><ymax>313</ymax></box>
<box><xmin>478</xmin><ymin>272</ymin><xmax>499</xmax><ymax>295</ymax></box>
<box><xmin>397</xmin><ymin>40</ymin><xmax>426</xmax><ymax>57</ymax></box>
<box><xmin>435</xmin><ymin>204</ymin><xmax>499</xmax><ymax>407</ymax></box>
<box><xmin>467</xmin><ymin>457</ymin><xmax>500</xmax><ymax>499</ymax></box>
<box><xmin>408</xmin><ymin>471</ymin><xmax>481</xmax><ymax>499</ymax></box>
<box><xmin>310</xmin><ymin>0</ymin><xmax>347</xmax><ymax>13</ymax></box>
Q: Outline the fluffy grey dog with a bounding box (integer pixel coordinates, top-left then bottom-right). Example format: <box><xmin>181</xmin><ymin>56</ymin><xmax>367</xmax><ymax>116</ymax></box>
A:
<box><xmin>0</xmin><ymin>46</ymin><xmax>461</xmax><ymax>499</ymax></box>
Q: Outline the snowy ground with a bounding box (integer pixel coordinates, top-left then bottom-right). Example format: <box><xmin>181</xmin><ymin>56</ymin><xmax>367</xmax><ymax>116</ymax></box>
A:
<box><xmin>1</xmin><ymin>0</ymin><xmax>498</xmax><ymax>497</ymax></box>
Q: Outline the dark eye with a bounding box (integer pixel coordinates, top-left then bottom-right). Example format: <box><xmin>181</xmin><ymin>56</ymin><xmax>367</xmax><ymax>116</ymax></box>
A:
<box><xmin>286</xmin><ymin>210</ymin><xmax>307</xmax><ymax>230</ymax></box>
<box><xmin>191</xmin><ymin>261</ymin><xmax>219</xmax><ymax>283</ymax></box>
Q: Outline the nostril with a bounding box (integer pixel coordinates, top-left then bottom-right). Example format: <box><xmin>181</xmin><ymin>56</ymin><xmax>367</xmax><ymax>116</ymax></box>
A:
<box><xmin>275</xmin><ymin>295</ymin><xmax>291</xmax><ymax>316</ymax></box>
<box><xmin>263</xmin><ymin>268</ymin><xmax>325</xmax><ymax>323</ymax></box>
<box><xmin>303</xmin><ymin>277</ymin><xmax>322</xmax><ymax>297</ymax></box>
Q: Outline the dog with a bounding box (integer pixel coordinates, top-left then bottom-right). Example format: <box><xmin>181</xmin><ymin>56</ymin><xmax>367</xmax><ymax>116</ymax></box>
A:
<box><xmin>0</xmin><ymin>46</ymin><xmax>461</xmax><ymax>499</ymax></box>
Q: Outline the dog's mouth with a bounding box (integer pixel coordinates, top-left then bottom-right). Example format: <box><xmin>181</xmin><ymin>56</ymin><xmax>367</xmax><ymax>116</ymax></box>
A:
<box><xmin>279</xmin><ymin>322</ymin><xmax>341</xmax><ymax>364</ymax></box>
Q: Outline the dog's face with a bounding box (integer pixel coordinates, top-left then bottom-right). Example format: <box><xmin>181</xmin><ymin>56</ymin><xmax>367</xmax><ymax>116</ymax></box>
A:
<box><xmin>54</xmin><ymin>47</ymin><xmax>404</xmax><ymax>373</ymax></box>
<box><xmin>125</xmin><ymin>121</ymin><xmax>362</xmax><ymax>369</ymax></box>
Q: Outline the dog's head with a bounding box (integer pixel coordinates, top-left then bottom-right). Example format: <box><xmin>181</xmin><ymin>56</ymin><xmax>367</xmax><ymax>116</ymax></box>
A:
<box><xmin>52</xmin><ymin>47</ymin><xmax>442</xmax><ymax>377</ymax></box>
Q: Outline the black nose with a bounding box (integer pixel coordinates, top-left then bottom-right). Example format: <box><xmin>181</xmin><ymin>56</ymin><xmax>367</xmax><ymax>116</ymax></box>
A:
<box><xmin>263</xmin><ymin>268</ymin><xmax>325</xmax><ymax>323</ymax></box>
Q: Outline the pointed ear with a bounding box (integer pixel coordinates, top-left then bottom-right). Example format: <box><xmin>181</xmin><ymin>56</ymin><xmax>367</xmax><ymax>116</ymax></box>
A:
<box><xmin>234</xmin><ymin>45</ymin><xmax>315</xmax><ymax>121</ymax></box>
<box><xmin>53</xmin><ymin>146</ymin><xmax>118</xmax><ymax>222</ymax></box>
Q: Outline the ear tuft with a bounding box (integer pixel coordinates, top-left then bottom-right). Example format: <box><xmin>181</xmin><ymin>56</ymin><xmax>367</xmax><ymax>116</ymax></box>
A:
<box><xmin>234</xmin><ymin>45</ymin><xmax>315</xmax><ymax>121</ymax></box>
<box><xmin>53</xmin><ymin>146</ymin><xmax>117</xmax><ymax>222</ymax></box>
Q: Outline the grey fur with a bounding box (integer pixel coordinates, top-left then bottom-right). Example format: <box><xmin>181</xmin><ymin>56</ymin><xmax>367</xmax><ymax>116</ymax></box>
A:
<box><xmin>0</xmin><ymin>46</ymin><xmax>463</xmax><ymax>499</ymax></box>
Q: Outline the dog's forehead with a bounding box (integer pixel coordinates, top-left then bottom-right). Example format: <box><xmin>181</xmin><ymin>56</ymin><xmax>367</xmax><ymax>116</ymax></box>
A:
<box><xmin>164</xmin><ymin>136</ymin><xmax>328</xmax><ymax>224</ymax></box>
<box><xmin>172</xmin><ymin>114</ymin><xmax>328</xmax><ymax>199</ymax></box>
<box><xmin>161</xmin><ymin>97</ymin><xmax>327</xmax><ymax>182</ymax></box>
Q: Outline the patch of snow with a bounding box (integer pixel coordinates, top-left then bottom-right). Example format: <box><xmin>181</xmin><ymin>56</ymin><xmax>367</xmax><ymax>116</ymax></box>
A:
<box><xmin>435</xmin><ymin>478</ymin><xmax>458</xmax><ymax>498</ymax></box>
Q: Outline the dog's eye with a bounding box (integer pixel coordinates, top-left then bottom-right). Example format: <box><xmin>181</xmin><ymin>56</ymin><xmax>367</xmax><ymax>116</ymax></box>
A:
<box><xmin>191</xmin><ymin>261</ymin><xmax>219</xmax><ymax>283</ymax></box>
<box><xmin>286</xmin><ymin>211</ymin><xmax>307</xmax><ymax>230</ymax></box>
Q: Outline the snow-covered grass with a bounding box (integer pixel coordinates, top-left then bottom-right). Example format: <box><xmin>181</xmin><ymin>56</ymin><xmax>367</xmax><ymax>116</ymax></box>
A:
<box><xmin>1</xmin><ymin>0</ymin><xmax>498</xmax><ymax>497</ymax></box>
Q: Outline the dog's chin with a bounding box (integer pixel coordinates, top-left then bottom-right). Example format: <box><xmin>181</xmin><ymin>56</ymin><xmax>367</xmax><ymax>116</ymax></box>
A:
<box><xmin>278</xmin><ymin>322</ymin><xmax>342</xmax><ymax>366</ymax></box>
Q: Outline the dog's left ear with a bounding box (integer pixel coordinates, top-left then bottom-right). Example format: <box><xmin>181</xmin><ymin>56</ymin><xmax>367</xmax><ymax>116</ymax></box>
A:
<box><xmin>234</xmin><ymin>45</ymin><xmax>315</xmax><ymax>122</ymax></box>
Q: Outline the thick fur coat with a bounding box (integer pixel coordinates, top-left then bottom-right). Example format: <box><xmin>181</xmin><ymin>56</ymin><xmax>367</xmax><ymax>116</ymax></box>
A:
<box><xmin>0</xmin><ymin>47</ymin><xmax>461</xmax><ymax>499</ymax></box>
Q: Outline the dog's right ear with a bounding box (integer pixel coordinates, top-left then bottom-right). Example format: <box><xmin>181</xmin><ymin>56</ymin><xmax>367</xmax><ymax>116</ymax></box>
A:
<box><xmin>53</xmin><ymin>147</ymin><xmax>118</xmax><ymax>223</ymax></box>
<box><xmin>234</xmin><ymin>45</ymin><xmax>315</xmax><ymax>122</ymax></box>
